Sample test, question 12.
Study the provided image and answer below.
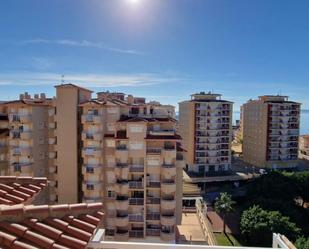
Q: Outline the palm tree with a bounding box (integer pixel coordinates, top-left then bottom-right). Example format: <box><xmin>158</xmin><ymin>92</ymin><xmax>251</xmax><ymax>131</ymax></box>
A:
<box><xmin>214</xmin><ymin>192</ymin><xmax>235</xmax><ymax>234</ymax></box>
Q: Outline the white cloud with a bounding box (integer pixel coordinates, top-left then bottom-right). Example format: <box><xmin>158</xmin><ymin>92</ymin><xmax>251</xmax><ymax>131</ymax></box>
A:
<box><xmin>0</xmin><ymin>71</ymin><xmax>182</xmax><ymax>88</ymax></box>
<box><xmin>31</xmin><ymin>57</ymin><xmax>52</xmax><ymax>70</ymax></box>
<box><xmin>20</xmin><ymin>39</ymin><xmax>144</xmax><ymax>55</ymax></box>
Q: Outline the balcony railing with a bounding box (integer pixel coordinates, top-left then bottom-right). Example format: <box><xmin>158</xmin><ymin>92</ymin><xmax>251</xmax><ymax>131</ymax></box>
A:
<box><xmin>147</xmin><ymin>182</ymin><xmax>161</xmax><ymax>188</ymax></box>
<box><xmin>129</xmin><ymin>181</ymin><xmax>143</xmax><ymax>189</ymax></box>
<box><xmin>146</xmin><ymin>212</ymin><xmax>160</xmax><ymax>220</ymax></box>
<box><xmin>147</xmin><ymin>197</ymin><xmax>160</xmax><ymax>204</ymax></box>
<box><xmin>129</xmin><ymin>230</ymin><xmax>144</xmax><ymax>238</ymax></box>
<box><xmin>128</xmin><ymin>214</ymin><xmax>144</xmax><ymax>222</ymax></box>
<box><xmin>129</xmin><ymin>198</ymin><xmax>144</xmax><ymax>205</ymax></box>
<box><xmin>129</xmin><ymin>165</ymin><xmax>144</xmax><ymax>173</ymax></box>
<box><xmin>146</xmin><ymin>228</ymin><xmax>160</xmax><ymax>236</ymax></box>
<box><xmin>146</xmin><ymin>148</ymin><xmax>161</xmax><ymax>154</ymax></box>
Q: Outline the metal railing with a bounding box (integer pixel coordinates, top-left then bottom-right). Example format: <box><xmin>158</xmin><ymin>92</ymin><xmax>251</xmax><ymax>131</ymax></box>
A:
<box><xmin>196</xmin><ymin>199</ymin><xmax>217</xmax><ymax>246</ymax></box>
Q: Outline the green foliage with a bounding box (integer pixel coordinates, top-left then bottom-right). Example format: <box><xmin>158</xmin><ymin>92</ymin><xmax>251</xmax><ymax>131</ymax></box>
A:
<box><xmin>215</xmin><ymin>192</ymin><xmax>235</xmax><ymax>214</ymax></box>
<box><xmin>240</xmin><ymin>205</ymin><xmax>301</xmax><ymax>247</ymax></box>
<box><xmin>291</xmin><ymin>171</ymin><xmax>309</xmax><ymax>207</ymax></box>
<box><xmin>215</xmin><ymin>192</ymin><xmax>235</xmax><ymax>233</ymax></box>
<box><xmin>295</xmin><ymin>237</ymin><xmax>309</xmax><ymax>249</ymax></box>
<box><xmin>247</xmin><ymin>171</ymin><xmax>298</xmax><ymax>202</ymax></box>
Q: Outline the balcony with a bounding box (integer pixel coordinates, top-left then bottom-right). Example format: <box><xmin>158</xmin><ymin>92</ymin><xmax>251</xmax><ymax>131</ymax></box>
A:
<box><xmin>128</xmin><ymin>214</ymin><xmax>144</xmax><ymax>222</ymax></box>
<box><xmin>48</xmin><ymin>137</ymin><xmax>56</xmax><ymax>145</ymax></box>
<box><xmin>10</xmin><ymin>163</ymin><xmax>33</xmax><ymax>175</ymax></box>
<box><xmin>115</xmin><ymin>229</ymin><xmax>129</xmax><ymax>241</ymax></box>
<box><xmin>162</xmin><ymin>147</ymin><xmax>176</xmax><ymax>159</ymax></box>
<box><xmin>129</xmin><ymin>181</ymin><xmax>143</xmax><ymax>190</ymax></box>
<box><xmin>146</xmin><ymin>212</ymin><xmax>160</xmax><ymax>221</ymax></box>
<box><xmin>146</xmin><ymin>148</ymin><xmax>161</xmax><ymax>155</ymax></box>
<box><xmin>49</xmin><ymin>122</ymin><xmax>56</xmax><ymax>129</ymax></box>
<box><xmin>129</xmin><ymin>198</ymin><xmax>144</xmax><ymax>206</ymax></box>
<box><xmin>161</xmin><ymin>164</ymin><xmax>176</xmax><ymax>177</ymax></box>
<box><xmin>49</xmin><ymin>165</ymin><xmax>57</xmax><ymax>174</ymax></box>
<box><xmin>9</xmin><ymin>114</ymin><xmax>32</xmax><ymax>123</ymax></box>
<box><xmin>147</xmin><ymin>197</ymin><xmax>160</xmax><ymax>205</ymax></box>
<box><xmin>82</xmin><ymin>148</ymin><xmax>102</xmax><ymax>157</ymax></box>
<box><xmin>161</xmin><ymin>214</ymin><xmax>176</xmax><ymax>226</ymax></box>
<box><xmin>147</xmin><ymin>181</ymin><xmax>161</xmax><ymax>188</ymax></box>
<box><xmin>115</xmin><ymin>146</ymin><xmax>128</xmax><ymax>160</ymax></box>
<box><xmin>114</xmin><ymin>180</ymin><xmax>129</xmax><ymax>195</ymax></box>
<box><xmin>129</xmin><ymin>230</ymin><xmax>144</xmax><ymax>238</ymax></box>
<box><xmin>11</xmin><ymin>147</ymin><xmax>32</xmax><ymax>157</ymax></box>
<box><xmin>115</xmin><ymin>164</ymin><xmax>129</xmax><ymax>179</ymax></box>
<box><xmin>115</xmin><ymin>215</ymin><xmax>129</xmax><ymax>227</ymax></box>
<box><xmin>115</xmin><ymin>196</ymin><xmax>129</xmax><ymax>210</ymax></box>
<box><xmin>146</xmin><ymin>228</ymin><xmax>160</xmax><ymax>236</ymax></box>
<box><xmin>129</xmin><ymin>165</ymin><xmax>144</xmax><ymax>173</ymax></box>
<box><xmin>161</xmin><ymin>197</ymin><xmax>176</xmax><ymax>210</ymax></box>
<box><xmin>49</xmin><ymin>151</ymin><xmax>57</xmax><ymax>159</ymax></box>
<box><xmin>149</xmin><ymin>129</ymin><xmax>175</xmax><ymax>136</ymax></box>
<box><xmin>82</xmin><ymin>132</ymin><xmax>102</xmax><ymax>141</ymax></box>
<box><xmin>81</xmin><ymin>114</ymin><xmax>101</xmax><ymax>124</ymax></box>
<box><xmin>160</xmin><ymin>230</ymin><xmax>175</xmax><ymax>241</ymax></box>
<box><xmin>161</xmin><ymin>179</ymin><xmax>176</xmax><ymax>194</ymax></box>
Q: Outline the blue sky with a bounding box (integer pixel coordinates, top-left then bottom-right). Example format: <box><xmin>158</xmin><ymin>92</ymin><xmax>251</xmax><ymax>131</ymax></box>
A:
<box><xmin>0</xmin><ymin>0</ymin><xmax>309</xmax><ymax>111</ymax></box>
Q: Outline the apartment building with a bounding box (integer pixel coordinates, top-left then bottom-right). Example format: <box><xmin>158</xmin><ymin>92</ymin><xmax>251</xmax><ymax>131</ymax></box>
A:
<box><xmin>80</xmin><ymin>91</ymin><xmax>184</xmax><ymax>242</ymax></box>
<box><xmin>242</xmin><ymin>95</ymin><xmax>301</xmax><ymax>168</ymax></box>
<box><xmin>0</xmin><ymin>104</ymin><xmax>9</xmax><ymax>175</ymax></box>
<box><xmin>178</xmin><ymin>92</ymin><xmax>233</xmax><ymax>177</ymax></box>
<box><xmin>0</xmin><ymin>93</ymin><xmax>52</xmax><ymax>178</ymax></box>
<box><xmin>299</xmin><ymin>135</ymin><xmax>309</xmax><ymax>160</ymax></box>
<box><xmin>0</xmin><ymin>84</ymin><xmax>184</xmax><ymax>242</ymax></box>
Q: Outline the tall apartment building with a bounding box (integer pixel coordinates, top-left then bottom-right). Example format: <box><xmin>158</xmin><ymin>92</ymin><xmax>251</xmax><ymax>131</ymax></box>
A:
<box><xmin>242</xmin><ymin>95</ymin><xmax>301</xmax><ymax>168</ymax></box>
<box><xmin>179</xmin><ymin>92</ymin><xmax>233</xmax><ymax>177</ymax></box>
<box><xmin>0</xmin><ymin>84</ymin><xmax>184</xmax><ymax>242</ymax></box>
<box><xmin>0</xmin><ymin>93</ymin><xmax>52</xmax><ymax>178</ymax></box>
<box><xmin>0</xmin><ymin>104</ymin><xmax>9</xmax><ymax>175</ymax></box>
<box><xmin>79</xmin><ymin>91</ymin><xmax>184</xmax><ymax>242</ymax></box>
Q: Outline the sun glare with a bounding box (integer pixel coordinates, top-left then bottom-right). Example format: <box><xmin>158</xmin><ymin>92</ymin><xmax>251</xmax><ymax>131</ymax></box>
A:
<box><xmin>128</xmin><ymin>0</ymin><xmax>140</xmax><ymax>4</ymax></box>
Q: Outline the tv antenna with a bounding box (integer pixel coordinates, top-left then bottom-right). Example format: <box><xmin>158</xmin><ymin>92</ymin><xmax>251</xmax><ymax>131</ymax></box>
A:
<box><xmin>61</xmin><ymin>74</ymin><xmax>65</xmax><ymax>84</ymax></box>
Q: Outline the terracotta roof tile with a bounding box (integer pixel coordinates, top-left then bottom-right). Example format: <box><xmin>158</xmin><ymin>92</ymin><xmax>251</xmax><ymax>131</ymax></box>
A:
<box><xmin>0</xmin><ymin>177</ymin><xmax>48</xmax><ymax>206</ymax></box>
<box><xmin>0</xmin><ymin>202</ymin><xmax>103</xmax><ymax>249</ymax></box>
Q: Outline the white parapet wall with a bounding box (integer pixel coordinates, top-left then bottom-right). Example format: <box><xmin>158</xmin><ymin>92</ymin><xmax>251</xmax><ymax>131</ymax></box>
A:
<box><xmin>87</xmin><ymin>230</ymin><xmax>293</xmax><ymax>249</ymax></box>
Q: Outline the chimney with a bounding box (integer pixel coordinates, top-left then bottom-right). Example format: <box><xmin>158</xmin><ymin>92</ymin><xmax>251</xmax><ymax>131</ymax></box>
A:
<box><xmin>19</xmin><ymin>94</ymin><xmax>24</xmax><ymax>100</ymax></box>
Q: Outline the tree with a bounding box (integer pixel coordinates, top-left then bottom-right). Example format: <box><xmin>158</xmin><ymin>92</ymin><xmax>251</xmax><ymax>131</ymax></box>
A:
<box><xmin>240</xmin><ymin>205</ymin><xmax>301</xmax><ymax>247</ymax></box>
<box><xmin>295</xmin><ymin>237</ymin><xmax>309</xmax><ymax>249</ymax></box>
<box><xmin>292</xmin><ymin>171</ymin><xmax>309</xmax><ymax>207</ymax></box>
<box><xmin>214</xmin><ymin>192</ymin><xmax>235</xmax><ymax>233</ymax></box>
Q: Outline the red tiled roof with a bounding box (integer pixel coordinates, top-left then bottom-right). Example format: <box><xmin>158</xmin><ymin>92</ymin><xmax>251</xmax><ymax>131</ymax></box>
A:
<box><xmin>0</xmin><ymin>203</ymin><xmax>103</xmax><ymax>249</ymax></box>
<box><xmin>0</xmin><ymin>177</ymin><xmax>47</xmax><ymax>206</ymax></box>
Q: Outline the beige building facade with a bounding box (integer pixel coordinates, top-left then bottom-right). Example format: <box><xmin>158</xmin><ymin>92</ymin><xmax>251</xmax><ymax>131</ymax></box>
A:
<box><xmin>0</xmin><ymin>84</ymin><xmax>184</xmax><ymax>242</ymax></box>
<box><xmin>242</xmin><ymin>95</ymin><xmax>300</xmax><ymax>168</ymax></box>
<box><xmin>178</xmin><ymin>92</ymin><xmax>233</xmax><ymax>177</ymax></box>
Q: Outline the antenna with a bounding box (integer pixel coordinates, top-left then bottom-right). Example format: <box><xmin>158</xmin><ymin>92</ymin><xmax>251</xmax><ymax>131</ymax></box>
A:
<box><xmin>61</xmin><ymin>74</ymin><xmax>65</xmax><ymax>84</ymax></box>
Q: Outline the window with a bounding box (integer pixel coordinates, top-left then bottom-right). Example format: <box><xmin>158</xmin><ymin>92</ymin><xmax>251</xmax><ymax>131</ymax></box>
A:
<box><xmin>86</xmin><ymin>184</ymin><xmax>94</xmax><ymax>190</ymax></box>
<box><xmin>14</xmin><ymin>164</ymin><xmax>21</xmax><ymax>172</ymax></box>
<box><xmin>86</xmin><ymin>167</ymin><xmax>94</xmax><ymax>173</ymax></box>
<box><xmin>107</xmin><ymin>190</ymin><xmax>114</xmax><ymax>198</ymax></box>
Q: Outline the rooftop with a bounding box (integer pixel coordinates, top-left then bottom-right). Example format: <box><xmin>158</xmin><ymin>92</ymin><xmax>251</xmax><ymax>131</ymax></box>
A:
<box><xmin>0</xmin><ymin>202</ymin><xmax>103</xmax><ymax>249</ymax></box>
<box><xmin>0</xmin><ymin>176</ymin><xmax>47</xmax><ymax>206</ymax></box>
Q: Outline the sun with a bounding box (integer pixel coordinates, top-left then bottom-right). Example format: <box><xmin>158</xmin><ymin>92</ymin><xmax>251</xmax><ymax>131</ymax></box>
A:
<box><xmin>128</xmin><ymin>0</ymin><xmax>140</xmax><ymax>4</ymax></box>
